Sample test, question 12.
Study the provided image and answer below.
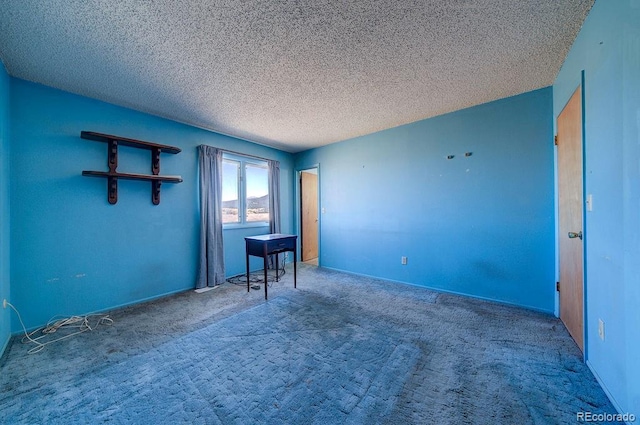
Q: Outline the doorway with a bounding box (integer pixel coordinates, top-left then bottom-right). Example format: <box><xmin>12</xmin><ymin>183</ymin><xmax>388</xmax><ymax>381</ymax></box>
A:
<box><xmin>300</xmin><ymin>168</ymin><xmax>319</xmax><ymax>265</ymax></box>
<box><xmin>557</xmin><ymin>85</ymin><xmax>585</xmax><ymax>353</ymax></box>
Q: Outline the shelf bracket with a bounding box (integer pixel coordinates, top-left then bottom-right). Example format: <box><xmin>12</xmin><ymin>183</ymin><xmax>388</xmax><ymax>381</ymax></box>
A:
<box><xmin>108</xmin><ymin>139</ymin><xmax>118</xmax><ymax>172</ymax></box>
<box><xmin>152</xmin><ymin>180</ymin><xmax>161</xmax><ymax>205</ymax></box>
<box><xmin>151</xmin><ymin>147</ymin><xmax>161</xmax><ymax>175</ymax></box>
<box><xmin>108</xmin><ymin>176</ymin><xmax>118</xmax><ymax>205</ymax></box>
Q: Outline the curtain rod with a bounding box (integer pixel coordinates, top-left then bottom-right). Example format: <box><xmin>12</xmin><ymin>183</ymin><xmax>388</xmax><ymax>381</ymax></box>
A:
<box><xmin>199</xmin><ymin>144</ymin><xmax>274</xmax><ymax>163</ymax></box>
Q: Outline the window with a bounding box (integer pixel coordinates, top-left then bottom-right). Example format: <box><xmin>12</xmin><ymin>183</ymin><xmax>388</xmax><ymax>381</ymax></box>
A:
<box><xmin>221</xmin><ymin>154</ymin><xmax>269</xmax><ymax>226</ymax></box>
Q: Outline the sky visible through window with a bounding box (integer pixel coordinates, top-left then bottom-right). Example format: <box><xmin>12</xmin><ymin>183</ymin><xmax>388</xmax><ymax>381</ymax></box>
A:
<box><xmin>222</xmin><ymin>160</ymin><xmax>238</xmax><ymax>202</ymax></box>
<box><xmin>245</xmin><ymin>164</ymin><xmax>268</xmax><ymax>199</ymax></box>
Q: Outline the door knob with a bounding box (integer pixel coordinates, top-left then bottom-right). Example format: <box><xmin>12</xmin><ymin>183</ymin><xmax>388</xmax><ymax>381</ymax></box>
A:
<box><xmin>568</xmin><ymin>231</ymin><xmax>583</xmax><ymax>240</ymax></box>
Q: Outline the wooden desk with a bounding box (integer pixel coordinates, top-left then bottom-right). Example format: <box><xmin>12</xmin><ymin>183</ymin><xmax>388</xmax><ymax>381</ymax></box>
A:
<box><xmin>245</xmin><ymin>234</ymin><xmax>297</xmax><ymax>299</ymax></box>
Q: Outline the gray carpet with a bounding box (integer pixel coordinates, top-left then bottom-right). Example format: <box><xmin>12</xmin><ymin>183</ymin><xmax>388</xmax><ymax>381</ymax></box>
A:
<box><xmin>0</xmin><ymin>264</ymin><xmax>616</xmax><ymax>424</ymax></box>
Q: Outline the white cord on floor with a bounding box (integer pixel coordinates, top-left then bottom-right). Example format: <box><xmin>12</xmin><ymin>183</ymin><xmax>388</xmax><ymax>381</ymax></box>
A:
<box><xmin>5</xmin><ymin>301</ymin><xmax>113</xmax><ymax>354</ymax></box>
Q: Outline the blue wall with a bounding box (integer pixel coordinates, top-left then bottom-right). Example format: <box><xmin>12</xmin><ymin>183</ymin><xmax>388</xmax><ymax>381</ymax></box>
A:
<box><xmin>295</xmin><ymin>88</ymin><xmax>555</xmax><ymax>312</ymax></box>
<box><xmin>553</xmin><ymin>0</ymin><xmax>639</xmax><ymax>416</ymax></box>
<box><xmin>0</xmin><ymin>61</ymin><xmax>11</xmax><ymax>353</ymax></box>
<box><xmin>9</xmin><ymin>79</ymin><xmax>294</xmax><ymax>331</ymax></box>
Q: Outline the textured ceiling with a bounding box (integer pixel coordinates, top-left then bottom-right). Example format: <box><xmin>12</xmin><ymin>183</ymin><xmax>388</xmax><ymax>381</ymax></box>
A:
<box><xmin>0</xmin><ymin>0</ymin><xmax>593</xmax><ymax>153</ymax></box>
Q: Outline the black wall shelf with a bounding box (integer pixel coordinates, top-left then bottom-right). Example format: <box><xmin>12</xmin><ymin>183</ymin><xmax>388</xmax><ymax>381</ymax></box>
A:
<box><xmin>81</xmin><ymin>131</ymin><xmax>182</xmax><ymax>205</ymax></box>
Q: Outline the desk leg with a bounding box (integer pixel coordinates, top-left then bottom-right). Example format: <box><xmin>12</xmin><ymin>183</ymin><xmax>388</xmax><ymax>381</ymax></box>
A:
<box><xmin>275</xmin><ymin>254</ymin><xmax>279</xmax><ymax>282</ymax></box>
<box><xmin>246</xmin><ymin>241</ymin><xmax>250</xmax><ymax>293</ymax></box>
<box><xmin>293</xmin><ymin>247</ymin><xmax>297</xmax><ymax>289</ymax></box>
<box><xmin>263</xmin><ymin>244</ymin><xmax>269</xmax><ymax>300</ymax></box>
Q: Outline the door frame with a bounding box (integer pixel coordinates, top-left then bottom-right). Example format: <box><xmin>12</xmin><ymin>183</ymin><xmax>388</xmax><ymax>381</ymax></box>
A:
<box><xmin>555</xmin><ymin>74</ymin><xmax>588</xmax><ymax>360</ymax></box>
<box><xmin>295</xmin><ymin>164</ymin><xmax>320</xmax><ymax>265</ymax></box>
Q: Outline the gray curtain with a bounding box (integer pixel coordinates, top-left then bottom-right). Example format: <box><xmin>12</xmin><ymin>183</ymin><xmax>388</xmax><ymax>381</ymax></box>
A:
<box><xmin>268</xmin><ymin>159</ymin><xmax>281</xmax><ymax>235</ymax></box>
<box><xmin>197</xmin><ymin>145</ymin><xmax>225</xmax><ymax>288</ymax></box>
<box><xmin>268</xmin><ymin>159</ymin><xmax>281</xmax><ymax>269</ymax></box>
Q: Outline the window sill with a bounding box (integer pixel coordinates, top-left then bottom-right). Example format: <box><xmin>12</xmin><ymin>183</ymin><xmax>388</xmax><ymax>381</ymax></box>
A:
<box><xmin>223</xmin><ymin>223</ymin><xmax>270</xmax><ymax>231</ymax></box>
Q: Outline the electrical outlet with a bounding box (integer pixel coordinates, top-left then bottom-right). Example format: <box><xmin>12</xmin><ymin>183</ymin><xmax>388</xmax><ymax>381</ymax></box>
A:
<box><xmin>598</xmin><ymin>319</ymin><xmax>605</xmax><ymax>341</ymax></box>
<box><xmin>401</xmin><ymin>256</ymin><xmax>408</xmax><ymax>265</ymax></box>
<box><xmin>2</xmin><ymin>299</ymin><xmax>7</xmax><ymax>309</ymax></box>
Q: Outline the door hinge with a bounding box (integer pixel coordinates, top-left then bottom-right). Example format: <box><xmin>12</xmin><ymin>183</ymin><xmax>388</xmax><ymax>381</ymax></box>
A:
<box><xmin>556</xmin><ymin>281</ymin><xmax>560</xmax><ymax>292</ymax></box>
<box><xmin>554</xmin><ymin>135</ymin><xmax>558</xmax><ymax>146</ymax></box>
